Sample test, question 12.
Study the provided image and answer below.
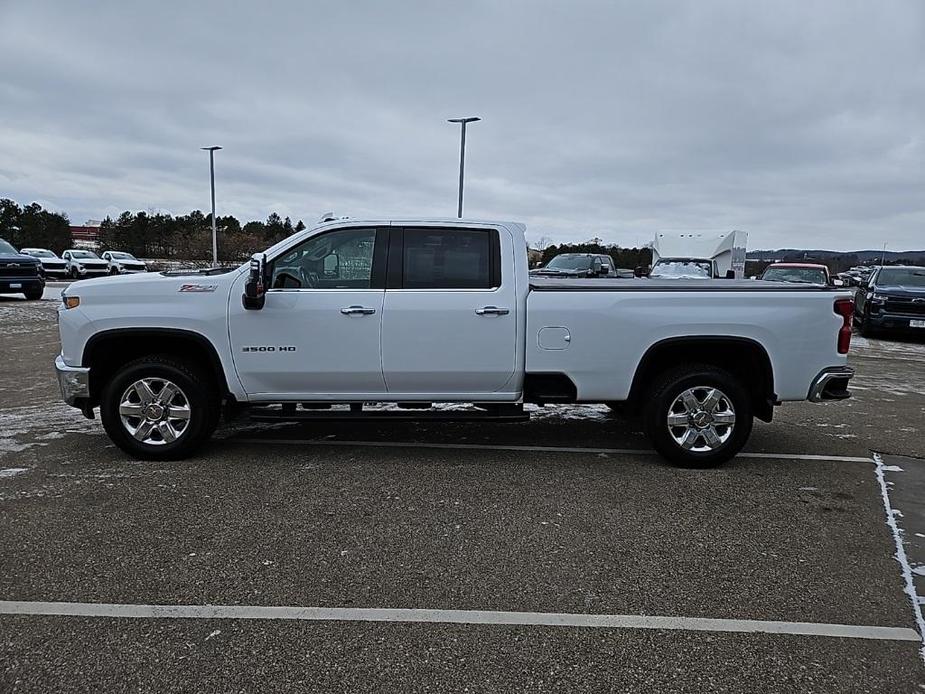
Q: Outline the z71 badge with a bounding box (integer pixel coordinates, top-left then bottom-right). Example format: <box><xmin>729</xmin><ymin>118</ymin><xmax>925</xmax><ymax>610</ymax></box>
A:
<box><xmin>241</xmin><ymin>346</ymin><xmax>297</xmax><ymax>353</ymax></box>
<box><xmin>178</xmin><ymin>283</ymin><xmax>218</xmax><ymax>292</ymax></box>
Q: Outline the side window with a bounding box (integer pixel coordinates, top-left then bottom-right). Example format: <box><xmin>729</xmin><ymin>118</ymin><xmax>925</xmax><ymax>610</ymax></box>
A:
<box><xmin>270</xmin><ymin>228</ymin><xmax>377</xmax><ymax>289</ymax></box>
<box><xmin>401</xmin><ymin>228</ymin><xmax>498</xmax><ymax>289</ymax></box>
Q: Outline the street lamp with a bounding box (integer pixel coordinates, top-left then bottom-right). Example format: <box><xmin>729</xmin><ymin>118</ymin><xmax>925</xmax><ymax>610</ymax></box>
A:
<box><xmin>201</xmin><ymin>146</ymin><xmax>222</xmax><ymax>267</ymax></box>
<box><xmin>447</xmin><ymin>117</ymin><xmax>480</xmax><ymax>218</ymax></box>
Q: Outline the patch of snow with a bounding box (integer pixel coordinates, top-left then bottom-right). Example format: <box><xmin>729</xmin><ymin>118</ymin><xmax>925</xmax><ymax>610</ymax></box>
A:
<box><xmin>0</xmin><ymin>403</ymin><xmax>100</xmax><ymax>459</ymax></box>
<box><xmin>0</xmin><ymin>467</ymin><xmax>29</xmax><ymax>478</ymax></box>
<box><xmin>882</xmin><ymin>465</ymin><xmax>905</xmax><ymax>472</ymax></box>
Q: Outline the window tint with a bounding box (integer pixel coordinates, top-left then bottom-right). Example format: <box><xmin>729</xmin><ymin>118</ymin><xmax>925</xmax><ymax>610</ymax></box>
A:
<box><xmin>402</xmin><ymin>229</ymin><xmax>496</xmax><ymax>289</ymax></box>
<box><xmin>271</xmin><ymin>227</ymin><xmax>376</xmax><ymax>289</ymax></box>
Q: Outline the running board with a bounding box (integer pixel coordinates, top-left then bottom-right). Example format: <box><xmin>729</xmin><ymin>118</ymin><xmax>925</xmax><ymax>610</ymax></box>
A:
<box><xmin>248</xmin><ymin>407</ymin><xmax>529</xmax><ymax>423</ymax></box>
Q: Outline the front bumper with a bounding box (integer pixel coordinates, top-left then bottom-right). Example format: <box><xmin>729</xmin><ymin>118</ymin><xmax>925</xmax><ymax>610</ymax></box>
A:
<box><xmin>55</xmin><ymin>355</ymin><xmax>90</xmax><ymax>406</ymax></box>
<box><xmin>808</xmin><ymin>366</ymin><xmax>854</xmax><ymax>402</ymax></box>
<box><xmin>868</xmin><ymin>311</ymin><xmax>925</xmax><ymax>331</ymax></box>
<box><xmin>0</xmin><ymin>277</ymin><xmax>44</xmax><ymax>293</ymax></box>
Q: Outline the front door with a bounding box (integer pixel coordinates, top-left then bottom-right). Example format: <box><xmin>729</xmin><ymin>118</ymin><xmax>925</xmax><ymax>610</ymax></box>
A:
<box><xmin>380</xmin><ymin>226</ymin><xmax>518</xmax><ymax>397</ymax></box>
<box><xmin>228</xmin><ymin>226</ymin><xmax>388</xmax><ymax>398</ymax></box>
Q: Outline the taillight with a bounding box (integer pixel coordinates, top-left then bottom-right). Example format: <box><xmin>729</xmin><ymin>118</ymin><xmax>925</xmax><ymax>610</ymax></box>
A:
<box><xmin>834</xmin><ymin>298</ymin><xmax>853</xmax><ymax>354</ymax></box>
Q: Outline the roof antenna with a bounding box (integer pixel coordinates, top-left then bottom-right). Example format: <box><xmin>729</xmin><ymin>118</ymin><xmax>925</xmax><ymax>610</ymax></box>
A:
<box><xmin>319</xmin><ymin>212</ymin><xmax>336</xmax><ymax>223</ymax></box>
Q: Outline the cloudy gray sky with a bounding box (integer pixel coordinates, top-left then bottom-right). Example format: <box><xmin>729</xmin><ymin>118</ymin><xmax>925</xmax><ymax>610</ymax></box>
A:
<box><xmin>1</xmin><ymin>0</ymin><xmax>923</xmax><ymax>250</ymax></box>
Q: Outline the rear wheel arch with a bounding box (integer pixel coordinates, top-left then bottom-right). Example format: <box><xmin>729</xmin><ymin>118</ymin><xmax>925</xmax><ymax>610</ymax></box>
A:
<box><xmin>627</xmin><ymin>336</ymin><xmax>776</xmax><ymax>422</ymax></box>
<box><xmin>82</xmin><ymin>328</ymin><xmax>230</xmax><ymax>405</ymax></box>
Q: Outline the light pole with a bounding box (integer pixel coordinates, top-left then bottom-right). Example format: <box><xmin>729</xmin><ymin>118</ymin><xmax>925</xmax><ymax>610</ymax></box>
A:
<box><xmin>201</xmin><ymin>146</ymin><xmax>222</xmax><ymax>266</ymax></box>
<box><xmin>447</xmin><ymin>117</ymin><xmax>480</xmax><ymax>218</ymax></box>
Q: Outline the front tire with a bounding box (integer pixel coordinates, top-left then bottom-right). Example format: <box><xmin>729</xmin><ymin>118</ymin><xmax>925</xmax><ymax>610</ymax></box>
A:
<box><xmin>100</xmin><ymin>355</ymin><xmax>220</xmax><ymax>460</ymax></box>
<box><xmin>110</xmin><ymin>267</ymin><xmax>120</xmax><ymax>275</ymax></box>
<box><xmin>643</xmin><ymin>364</ymin><xmax>753</xmax><ymax>468</ymax></box>
<box><xmin>24</xmin><ymin>287</ymin><xmax>44</xmax><ymax>300</ymax></box>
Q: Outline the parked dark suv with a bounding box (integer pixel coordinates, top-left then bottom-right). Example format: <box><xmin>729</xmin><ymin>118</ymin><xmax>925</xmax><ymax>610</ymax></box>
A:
<box><xmin>854</xmin><ymin>265</ymin><xmax>925</xmax><ymax>336</ymax></box>
<box><xmin>531</xmin><ymin>253</ymin><xmax>617</xmax><ymax>278</ymax></box>
<box><xmin>0</xmin><ymin>238</ymin><xmax>45</xmax><ymax>300</ymax></box>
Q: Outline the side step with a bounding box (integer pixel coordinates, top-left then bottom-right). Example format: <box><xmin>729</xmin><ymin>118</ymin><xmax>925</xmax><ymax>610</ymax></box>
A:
<box><xmin>249</xmin><ymin>405</ymin><xmax>529</xmax><ymax>423</ymax></box>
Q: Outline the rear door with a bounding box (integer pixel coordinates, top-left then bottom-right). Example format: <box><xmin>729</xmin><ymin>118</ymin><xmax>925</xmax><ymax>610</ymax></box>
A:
<box><xmin>380</xmin><ymin>226</ymin><xmax>518</xmax><ymax>397</ymax></box>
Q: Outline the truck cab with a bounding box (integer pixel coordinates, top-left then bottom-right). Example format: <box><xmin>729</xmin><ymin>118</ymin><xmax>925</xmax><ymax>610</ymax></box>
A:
<box><xmin>650</xmin><ymin>231</ymin><xmax>748</xmax><ymax>279</ymax></box>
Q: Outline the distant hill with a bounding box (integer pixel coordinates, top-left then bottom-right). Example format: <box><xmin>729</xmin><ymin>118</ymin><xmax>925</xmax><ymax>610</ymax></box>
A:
<box><xmin>747</xmin><ymin>249</ymin><xmax>925</xmax><ymax>264</ymax></box>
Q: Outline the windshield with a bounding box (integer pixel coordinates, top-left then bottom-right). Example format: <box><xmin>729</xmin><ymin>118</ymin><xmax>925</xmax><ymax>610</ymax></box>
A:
<box><xmin>25</xmin><ymin>249</ymin><xmax>56</xmax><ymax>257</ymax></box>
<box><xmin>761</xmin><ymin>267</ymin><xmax>828</xmax><ymax>284</ymax></box>
<box><xmin>650</xmin><ymin>259</ymin><xmax>712</xmax><ymax>279</ymax></box>
<box><xmin>109</xmin><ymin>252</ymin><xmax>136</xmax><ymax>259</ymax></box>
<box><xmin>0</xmin><ymin>239</ymin><xmax>20</xmax><ymax>254</ymax></box>
<box><xmin>71</xmin><ymin>251</ymin><xmax>100</xmax><ymax>259</ymax></box>
<box><xmin>877</xmin><ymin>268</ymin><xmax>925</xmax><ymax>287</ymax></box>
<box><xmin>545</xmin><ymin>255</ymin><xmax>592</xmax><ymax>270</ymax></box>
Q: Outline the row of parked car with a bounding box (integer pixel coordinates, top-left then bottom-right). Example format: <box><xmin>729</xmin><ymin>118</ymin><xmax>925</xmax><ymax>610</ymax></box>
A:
<box><xmin>531</xmin><ymin>252</ymin><xmax>925</xmax><ymax>337</ymax></box>
<box><xmin>0</xmin><ymin>239</ymin><xmax>148</xmax><ymax>300</ymax></box>
<box><xmin>21</xmin><ymin>247</ymin><xmax>148</xmax><ymax>279</ymax></box>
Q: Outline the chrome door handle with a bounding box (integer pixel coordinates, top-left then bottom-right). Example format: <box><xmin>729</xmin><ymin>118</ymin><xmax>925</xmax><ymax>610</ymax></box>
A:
<box><xmin>475</xmin><ymin>306</ymin><xmax>510</xmax><ymax>316</ymax></box>
<box><xmin>340</xmin><ymin>305</ymin><xmax>377</xmax><ymax>315</ymax></box>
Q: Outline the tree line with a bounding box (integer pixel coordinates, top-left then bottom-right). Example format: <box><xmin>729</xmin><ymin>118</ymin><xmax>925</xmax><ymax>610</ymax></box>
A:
<box><xmin>96</xmin><ymin>211</ymin><xmax>306</xmax><ymax>262</ymax></box>
<box><xmin>0</xmin><ymin>199</ymin><xmax>72</xmax><ymax>254</ymax></box>
<box><xmin>0</xmin><ymin>198</ymin><xmax>310</xmax><ymax>262</ymax></box>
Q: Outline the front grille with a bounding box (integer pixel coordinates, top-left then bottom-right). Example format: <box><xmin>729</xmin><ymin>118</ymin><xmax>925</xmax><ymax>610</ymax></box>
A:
<box><xmin>884</xmin><ymin>298</ymin><xmax>925</xmax><ymax>316</ymax></box>
<box><xmin>0</xmin><ymin>264</ymin><xmax>40</xmax><ymax>278</ymax></box>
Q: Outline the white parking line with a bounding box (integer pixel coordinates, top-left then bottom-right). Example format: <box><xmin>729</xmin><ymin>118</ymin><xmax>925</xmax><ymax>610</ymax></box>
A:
<box><xmin>0</xmin><ymin>600</ymin><xmax>917</xmax><ymax>642</ymax></box>
<box><xmin>872</xmin><ymin>452</ymin><xmax>925</xmax><ymax>663</ymax></box>
<box><xmin>229</xmin><ymin>437</ymin><xmax>873</xmax><ymax>464</ymax></box>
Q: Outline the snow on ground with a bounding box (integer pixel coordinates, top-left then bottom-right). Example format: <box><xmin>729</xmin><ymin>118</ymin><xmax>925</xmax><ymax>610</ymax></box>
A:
<box><xmin>0</xmin><ymin>403</ymin><xmax>101</xmax><ymax>459</ymax></box>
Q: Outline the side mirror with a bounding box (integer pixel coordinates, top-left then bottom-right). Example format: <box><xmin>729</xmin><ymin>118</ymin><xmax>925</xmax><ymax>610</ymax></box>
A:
<box><xmin>725</xmin><ymin>270</ymin><xmax>736</xmax><ymax>279</ymax></box>
<box><xmin>243</xmin><ymin>253</ymin><xmax>268</xmax><ymax>310</ymax></box>
<box><xmin>634</xmin><ymin>265</ymin><xmax>649</xmax><ymax>278</ymax></box>
<box><xmin>832</xmin><ymin>278</ymin><xmax>844</xmax><ymax>287</ymax></box>
<box><xmin>600</xmin><ymin>265</ymin><xmax>610</xmax><ymax>275</ymax></box>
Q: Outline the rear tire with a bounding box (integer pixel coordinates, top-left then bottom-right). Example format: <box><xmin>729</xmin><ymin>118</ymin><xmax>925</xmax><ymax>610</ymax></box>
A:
<box><xmin>643</xmin><ymin>364</ymin><xmax>753</xmax><ymax>468</ymax></box>
<box><xmin>100</xmin><ymin>355</ymin><xmax>220</xmax><ymax>460</ymax></box>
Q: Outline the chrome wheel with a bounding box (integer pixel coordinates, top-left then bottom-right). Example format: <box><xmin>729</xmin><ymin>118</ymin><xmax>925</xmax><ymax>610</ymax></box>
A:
<box><xmin>667</xmin><ymin>386</ymin><xmax>736</xmax><ymax>452</ymax></box>
<box><xmin>119</xmin><ymin>377</ymin><xmax>191</xmax><ymax>445</ymax></box>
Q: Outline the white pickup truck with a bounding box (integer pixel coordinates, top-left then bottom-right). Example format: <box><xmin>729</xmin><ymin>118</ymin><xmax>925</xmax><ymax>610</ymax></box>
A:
<box><xmin>54</xmin><ymin>218</ymin><xmax>855</xmax><ymax>467</ymax></box>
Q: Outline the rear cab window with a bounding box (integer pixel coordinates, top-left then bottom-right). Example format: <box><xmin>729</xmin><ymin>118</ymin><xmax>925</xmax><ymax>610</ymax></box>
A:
<box><xmin>393</xmin><ymin>228</ymin><xmax>501</xmax><ymax>289</ymax></box>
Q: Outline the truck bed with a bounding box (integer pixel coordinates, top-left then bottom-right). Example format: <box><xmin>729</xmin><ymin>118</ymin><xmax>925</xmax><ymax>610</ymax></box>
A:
<box><xmin>528</xmin><ymin>278</ymin><xmax>837</xmax><ymax>292</ymax></box>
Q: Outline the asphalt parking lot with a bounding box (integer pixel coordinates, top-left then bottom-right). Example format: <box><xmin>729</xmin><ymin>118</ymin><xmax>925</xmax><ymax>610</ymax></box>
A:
<box><xmin>1</xmin><ymin>285</ymin><xmax>924</xmax><ymax>692</ymax></box>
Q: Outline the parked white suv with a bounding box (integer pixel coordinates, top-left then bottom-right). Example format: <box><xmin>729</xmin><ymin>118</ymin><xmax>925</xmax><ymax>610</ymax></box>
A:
<box><xmin>101</xmin><ymin>251</ymin><xmax>148</xmax><ymax>275</ymax></box>
<box><xmin>62</xmin><ymin>249</ymin><xmax>109</xmax><ymax>279</ymax></box>
<box><xmin>54</xmin><ymin>218</ymin><xmax>855</xmax><ymax>467</ymax></box>
<box><xmin>19</xmin><ymin>248</ymin><xmax>69</xmax><ymax>278</ymax></box>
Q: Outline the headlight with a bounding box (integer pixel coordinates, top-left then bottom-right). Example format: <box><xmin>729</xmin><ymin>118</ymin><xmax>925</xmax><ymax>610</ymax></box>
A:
<box><xmin>871</xmin><ymin>293</ymin><xmax>888</xmax><ymax>302</ymax></box>
<box><xmin>63</xmin><ymin>296</ymin><xmax>80</xmax><ymax>309</ymax></box>
<box><xmin>76</xmin><ymin>263</ymin><xmax>84</xmax><ymax>270</ymax></box>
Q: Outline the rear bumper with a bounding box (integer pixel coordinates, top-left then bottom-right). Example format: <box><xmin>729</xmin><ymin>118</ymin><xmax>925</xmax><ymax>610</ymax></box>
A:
<box><xmin>808</xmin><ymin>366</ymin><xmax>854</xmax><ymax>402</ymax></box>
<box><xmin>55</xmin><ymin>355</ymin><xmax>90</xmax><ymax>406</ymax></box>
